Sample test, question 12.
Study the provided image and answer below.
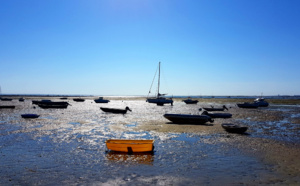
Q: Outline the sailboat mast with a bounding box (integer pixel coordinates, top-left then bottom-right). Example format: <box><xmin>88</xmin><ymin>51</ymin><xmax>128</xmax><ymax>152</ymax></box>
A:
<box><xmin>158</xmin><ymin>62</ymin><xmax>160</xmax><ymax>97</ymax></box>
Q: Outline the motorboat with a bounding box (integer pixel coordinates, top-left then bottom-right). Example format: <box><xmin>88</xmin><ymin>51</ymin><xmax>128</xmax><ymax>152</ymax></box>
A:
<box><xmin>182</xmin><ymin>98</ymin><xmax>198</xmax><ymax>104</ymax></box>
<box><xmin>94</xmin><ymin>97</ymin><xmax>110</xmax><ymax>103</ymax></box>
<box><xmin>254</xmin><ymin>98</ymin><xmax>269</xmax><ymax>107</ymax></box>
<box><xmin>237</xmin><ymin>102</ymin><xmax>259</xmax><ymax>108</ymax></box>
<box><xmin>163</xmin><ymin>114</ymin><xmax>213</xmax><ymax>124</ymax></box>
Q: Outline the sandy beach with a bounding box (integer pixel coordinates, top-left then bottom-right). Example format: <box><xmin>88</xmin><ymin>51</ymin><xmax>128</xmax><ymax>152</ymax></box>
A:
<box><xmin>0</xmin><ymin>96</ymin><xmax>299</xmax><ymax>185</ymax></box>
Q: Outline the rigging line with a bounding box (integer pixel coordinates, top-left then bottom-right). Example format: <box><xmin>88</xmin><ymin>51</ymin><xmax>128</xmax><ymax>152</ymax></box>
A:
<box><xmin>147</xmin><ymin>63</ymin><xmax>159</xmax><ymax>98</ymax></box>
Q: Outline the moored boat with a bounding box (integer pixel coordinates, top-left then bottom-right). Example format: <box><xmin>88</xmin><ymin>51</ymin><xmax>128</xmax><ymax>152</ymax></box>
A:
<box><xmin>0</xmin><ymin>105</ymin><xmax>15</xmax><ymax>109</ymax></box>
<box><xmin>182</xmin><ymin>98</ymin><xmax>198</xmax><ymax>104</ymax></box>
<box><xmin>237</xmin><ymin>102</ymin><xmax>259</xmax><ymax>108</ymax></box>
<box><xmin>163</xmin><ymin>114</ymin><xmax>213</xmax><ymax>124</ymax></box>
<box><xmin>100</xmin><ymin>107</ymin><xmax>131</xmax><ymax>114</ymax></box>
<box><xmin>200</xmin><ymin>105</ymin><xmax>228</xmax><ymax>111</ymax></box>
<box><xmin>146</xmin><ymin>62</ymin><xmax>173</xmax><ymax>106</ymax></box>
<box><xmin>254</xmin><ymin>98</ymin><xmax>269</xmax><ymax>107</ymax></box>
<box><xmin>19</xmin><ymin>98</ymin><xmax>25</xmax><ymax>102</ymax></box>
<box><xmin>94</xmin><ymin>97</ymin><xmax>110</xmax><ymax>103</ymax></box>
<box><xmin>201</xmin><ymin>111</ymin><xmax>232</xmax><ymax>118</ymax></box>
<box><xmin>0</xmin><ymin>98</ymin><xmax>13</xmax><ymax>101</ymax></box>
<box><xmin>221</xmin><ymin>123</ymin><xmax>248</xmax><ymax>134</ymax></box>
<box><xmin>38</xmin><ymin>104</ymin><xmax>69</xmax><ymax>109</ymax></box>
<box><xmin>73</xmin><ymin>98</ymin><xmax>85</xmax><ymax>102</ymax></box>
<box><xmin>21</xmin><ymin>114</ymin><xmax>40</xmax><ymax>118</ymax></box>
<box><xmin>106</xmin><ymin>139</ymin><xmax>155</xmax><ymax>153</ymax></box>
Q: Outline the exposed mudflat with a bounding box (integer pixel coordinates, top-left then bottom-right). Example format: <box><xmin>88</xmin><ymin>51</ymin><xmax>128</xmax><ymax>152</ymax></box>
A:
<box><xmin>0</xmin><ymin>97</ymin><xmax>299</xmax><ymax>185</ymax></box>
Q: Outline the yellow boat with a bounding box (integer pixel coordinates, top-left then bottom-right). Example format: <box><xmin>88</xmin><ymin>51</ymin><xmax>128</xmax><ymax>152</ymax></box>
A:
<box><xmin>105</xmin><ymin>139</ymin><xmax>155</xmax><ymax>153</ymax></box>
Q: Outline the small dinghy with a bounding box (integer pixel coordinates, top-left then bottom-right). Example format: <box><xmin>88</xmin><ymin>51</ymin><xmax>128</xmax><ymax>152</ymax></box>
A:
<box><xmin>182</xmin><ymin>98</ymin><xmax>198</xmax><ymax>104</ymax></box>
<box><xmin>0</xmin><ymin>105</ymin><xmax>15</xmax><ymax>109</ymax></box>
<box><xmin>200</xmin><ymin>105</ymin><xmax>228</xmax><ymax>111</ymax></box>
<box><xmin>202</xmin><ymin>111</ymin><xmax>232</xmax><ymax>118</ymax></box>
<box><xmin>21</xmin><ymin>114</ymin><xmax>40</xmax><ymax>118</ymax></box>
<box><xmin>221</xmin><ymin>123</ymin><xmax>248</xmax><ymax>134</ymax></box>
<box><xmin>100</xmin><ymin>106</ymin><xmax>132</xmax><ymax>114</ymax></box>
<box><xmin>106</xmin><ymin>139</ymin><xmax>154</xmax><ymax>153</ymax></box>
<box><xmin>73</xmin><ymin>98</ymin><xmax>85</xmax><ymax>102</ymax></box>
<box><xmin>163</xmin><ymin>114</ymin><xmax>213</xmax><ymax>124</ymax></box>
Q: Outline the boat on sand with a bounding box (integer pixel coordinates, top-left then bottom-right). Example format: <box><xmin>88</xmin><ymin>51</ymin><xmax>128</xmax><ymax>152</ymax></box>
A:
<box><xmin>21</xmin><ymin>114</ymin><xmax>40</xmax><ymax>118</ymax></box>
<box><xmin>0</xmin><ymin>105</ymin><xmax>15</xmax><ymax>109</ymax></box>
<box><xmin>182</xmin><ymin>98</ymin><xmax>198</xmax><ymax>104</ymax></box>
<box><xmin>237</xmin><ymin>102</ymin><xmax>259</xmax><ymax>108</ymax></box>
<box><xmin>106</xmin><ymin>139</ymin><xmax>155</xmax><ymax>153</ymax></box>
<box><xmin>200</xmin><ymin>105</ymin><xmax>228</xmax><ymax>111</ymax></box>
<box><xmin>201</xmin><ymin>111</ymin><xmax>232</xmax><ymax>118</ymax></box>
<box><xmin>222</xmin><ymin>123</ymin><xmax>248</xmax><ymax>134</ymax></box>
<box><xmin>163</xmin><ymin>114</ymin><xmax>213</xmax><ymax>124</ymax></box>
<box><xmin>100</xmin><ymin>107</ymin><xmax>131</xmax><ymax>114</ymax></box>
<box><xmin>94</xmin><ymin>97</ymin><xmax>110</xmax><ymax>103</ymax></box>
<box><xmin>146</xmin><ymin>62</ymin><xmax>173</xmax><ymax>106</ymax></box>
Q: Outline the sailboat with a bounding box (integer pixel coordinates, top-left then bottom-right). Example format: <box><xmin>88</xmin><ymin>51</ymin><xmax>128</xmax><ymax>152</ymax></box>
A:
<box><xmin>146</xmin><ymin>62</ymin><xmax>173</xmax><ymax>106</ymax></box>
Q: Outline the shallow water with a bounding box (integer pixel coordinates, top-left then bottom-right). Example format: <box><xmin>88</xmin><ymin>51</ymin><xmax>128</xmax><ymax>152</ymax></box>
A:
<box><xmin>0</xmin><ymin>98</ymin><xmax>299</xmax><ymax>185</ymax></box>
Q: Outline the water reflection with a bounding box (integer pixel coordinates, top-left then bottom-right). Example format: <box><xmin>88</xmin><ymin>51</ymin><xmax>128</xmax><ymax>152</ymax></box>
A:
<box><xmin>106</xmin><ymin>151</ymin><xmax>154</xmax><ymax>165</ymax></box>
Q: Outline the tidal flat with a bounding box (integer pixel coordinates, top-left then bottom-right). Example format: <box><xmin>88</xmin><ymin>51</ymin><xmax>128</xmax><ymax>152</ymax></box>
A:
<box><xmin>0</xmin><ymin>97</ymin><xmax>299</xmax><ymax>185</ymax></box>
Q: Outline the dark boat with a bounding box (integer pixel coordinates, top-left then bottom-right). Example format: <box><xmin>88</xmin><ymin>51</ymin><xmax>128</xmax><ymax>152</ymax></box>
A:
<box><xmin>201</xmin><ymin>111</ymin><xmax>232</xmax><ymax>118</ymax></box>
<box><xmin>182</xmin><ymin>98</ymin><xmax>198</xmax><ymax>104</ymax></box>
<box><xmin>38</xmin><ymin>103</ymin><xmax>69</xmax><ymax>109</ymax></box>
<box><xmin>237</xmin><ymin>102</ymin><xmax>259</xmax><ymax>108</ymax></box>
<box><xmin>200</xmin><ymin>105</ymin><xmax>228</xmax><ymax>111</ymax></box>
<box><xmin>163</xmin><ymin>114</ymin><xmax>213</xmax><ymax>124</ymax></box>
<box><xmin>19</xmin><ymin>98</ymin><xmax>25</xmax><ymax>102</ymax></box>
<box><xmin>100</xmin><ymin>107</ymin><xmax>132</xmax><ymax>114</ymax></box>
<box><xmin>222</xmin><ymin>123</ymin><xmax>248</xmax><ymax>134</ymax></box>
<box><xmin>21</xmin><ymin>114</ymin><xmax>40</xmax><ymax>118</ymax></box>
<box><xmin>73</xmin><ymin>98</ymin><xmax>85</xmax><ymax>102</ymax></box>
<box><xmin>94</xmin><ymin>97</ymin><xmax>110</xmax><ymax>103</ymax></box>
<box><xmin>254</xmin><ymin>98</ymin><xmax>269</xmax><ymax>107</ymax></box>
<box><xmin>0</xmin><ymin>98</ymin><xmax>13</xmax><ymax>101</ymax></box>
<box><xmin>146</xmin><ymin>62</ymin><xmax>173</xmax><ymax>106</ymax></box>
<box><xmin>32</xmin><ymin>100</ymin><xmax>52</xmax><ymax>105</ymax></box>
<box><xmin>0</xmin><ymin>105</ymin><xmax>15</xmax><ymax>109</ymax></box>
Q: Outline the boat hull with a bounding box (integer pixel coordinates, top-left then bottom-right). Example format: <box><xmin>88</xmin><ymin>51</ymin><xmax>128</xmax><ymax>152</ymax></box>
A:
<box><xmin>38</xmin><ymin>104</ymin><xmax>68</xmax><ymax>109</ymax></box>
<box><xmin>183</xmin><ymin>99</ymin><xmax>198</xmax><ymax>104</ymax></box>
<box><xmin>237</xmin><ymin>103</ymin><xmax>259</xmax><ymax>108</ymax></box>
<box><xmin>106</xmin><ymin>139</ymin><xmax>154</xmax><ymax>153</ymax></box>
<box><xmin>164</xmin><ymin>114</ymin><xmax>212</xmax><ymax>124</ymax></box>
<box><xmin>203</xmin><ymin>112</ymin><xmax>232</xmax><ymax>118</ymax></box>
<box><xmin>0</xmin><ymin>106</ymin><xmax>15</xmax><ymax>109</ymax></box>
<box><xmin>100</xmin><ymin>107</ymin><xmax>130</xmax><ymax>114</ymax></box>
<box><xmin>147</xmin><ymin>98</ymin><xmax>173</xmax><ymax>105</ymax></box>
<box><xmin>222</xmin><ymin>123</ymin><xmax>248</xmax><ymax>134</ymax></box>
<box><xmin>21</xmin><ymin>114</ymin><xmax>40</xmax><ymax>118</ymax></box>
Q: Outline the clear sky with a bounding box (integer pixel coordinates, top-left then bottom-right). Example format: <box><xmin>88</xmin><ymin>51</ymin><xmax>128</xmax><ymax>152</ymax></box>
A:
<box><xmin>1</xmin><ymin>0</ymin><xmax>299</xmax><ymax>96</ymax></box>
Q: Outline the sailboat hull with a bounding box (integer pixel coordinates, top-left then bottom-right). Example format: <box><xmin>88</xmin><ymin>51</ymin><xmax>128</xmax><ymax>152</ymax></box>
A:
<box><xmin>146</xmin><ymin>98</ymin><xmax>173</xmax><ymax>104</ymax></box>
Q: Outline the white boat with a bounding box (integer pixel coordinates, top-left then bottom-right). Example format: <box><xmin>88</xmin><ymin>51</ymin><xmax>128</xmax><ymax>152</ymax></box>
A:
<box><xmin>146</xmin><ymin>62</ymin><xmax>173</xmax><ymax>106</ymax></box>
<box><xmin>254</xmin><ymin>98</ymin><xmax>269</xmax><ymax>107</ymax></box>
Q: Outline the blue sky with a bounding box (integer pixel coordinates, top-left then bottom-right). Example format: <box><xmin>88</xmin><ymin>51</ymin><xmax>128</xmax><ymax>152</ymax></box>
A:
<box><xmin>1</xmin><ymin>0</ymin><xmax>299</xmax><ymax>96</ymax></box>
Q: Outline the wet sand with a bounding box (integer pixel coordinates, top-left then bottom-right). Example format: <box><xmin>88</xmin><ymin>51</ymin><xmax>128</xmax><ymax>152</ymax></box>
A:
<box><xmin>0</xmin><ymin>96</ymin><xmax>299</xmax><ymax>185</ymax></box>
